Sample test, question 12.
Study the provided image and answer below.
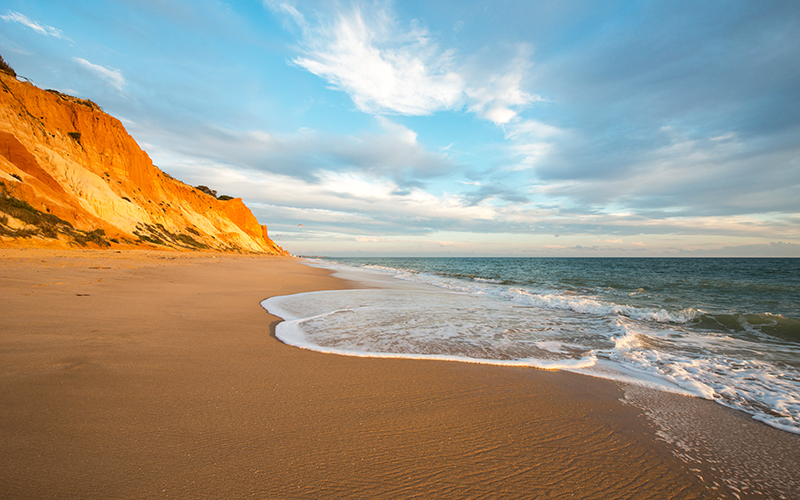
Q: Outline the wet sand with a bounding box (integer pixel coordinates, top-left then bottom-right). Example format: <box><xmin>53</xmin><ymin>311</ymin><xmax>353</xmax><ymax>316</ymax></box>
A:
<box><xmin>0</xmin><ymin>249</ymin><xmax>795</xmax><ymax>499</ymax></box>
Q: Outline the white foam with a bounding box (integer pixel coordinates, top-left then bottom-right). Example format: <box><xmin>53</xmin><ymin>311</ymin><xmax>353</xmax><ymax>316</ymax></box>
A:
<box><xmin>275</xmin><ymin>319</ymin><xmax>598</xmax><ymax>371</ymax></box>
<box><xmin>504</xmin><ymin>288</ymin><xmax>701</xmax><ymax>324</ymax></box>
<box><xmin>263</xmin><ymin>288</ymin><xmax>610</xmax><ymax>366</ymax></box>
<box><xmin>603</xmin><ymin>319</ymin><xmax>800</xmax><ymax>429</ymax></box>
<box><xmin>474</xmin><ymin>277</ymin><xmax>504</xmax><ymax>284</ymax></box>
<box><xmin>265</xmin><ymin>260</ymin><xmax>800</xmax><ymax>435</ymax></box>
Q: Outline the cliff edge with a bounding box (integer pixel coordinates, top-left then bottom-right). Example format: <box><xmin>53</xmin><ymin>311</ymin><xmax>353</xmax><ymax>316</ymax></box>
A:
<box><xmin>0</xmin><ymin>69</ymin><xmax>287</xmax><ymax>254</ymax></box>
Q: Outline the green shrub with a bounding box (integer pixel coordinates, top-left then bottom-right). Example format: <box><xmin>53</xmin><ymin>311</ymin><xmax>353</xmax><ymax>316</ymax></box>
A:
<box><xmin>175</xmin><ymin>233</ymin><xmax>208</xmax><ymax>249</ymax></box>
<box><xmin>0</xmin><ymin>190</ymin><xmax>69</xmax><ymax>228</ymax></box>
<box><xmin>195</xmin><ymin>185</ymin><xmax>217</xmax><ymax>197</ymax></box>
<box><xmin>0</xmin><ymin>184</ymin><xmax>114</xmax><ymax>245</ymax></box>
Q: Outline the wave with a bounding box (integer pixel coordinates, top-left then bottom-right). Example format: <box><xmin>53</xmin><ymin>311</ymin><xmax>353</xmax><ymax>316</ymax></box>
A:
<box><xmin>607</xmin><ymin>319</ymin><xmax>800</xmax><ymax>434</ymax></box>
<box><xmin>693</xmin><ymin>312</ymin><xmax>800</xmax><ymax>341</ymax></box>
<box><xmin>334</xmin><ymin>259</ymin><xmax>701</xmax><ymax>324</ymax></box>
<box><xmin>503</xmin><ymin>288</ymin><xmax>701</xmax><ymax>324</ymax></box>
<box><xmin>343</xmin><ymin>260</ymin><xmax>800</xmax><ymax>340</ymax></box>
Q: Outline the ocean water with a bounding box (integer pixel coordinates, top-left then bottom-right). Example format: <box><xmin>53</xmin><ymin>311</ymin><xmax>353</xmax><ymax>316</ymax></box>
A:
<box><xmin>263</xmin><ymin>257</ymin><xmax>800</xmax><ymax>434</ymax></box>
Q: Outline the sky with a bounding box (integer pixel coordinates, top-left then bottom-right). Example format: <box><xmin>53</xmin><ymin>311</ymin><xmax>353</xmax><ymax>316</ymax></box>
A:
<box><xmin>2</xmin><ymin>0</ymin><xmax>799</xmax><ymax>256</ymax></box>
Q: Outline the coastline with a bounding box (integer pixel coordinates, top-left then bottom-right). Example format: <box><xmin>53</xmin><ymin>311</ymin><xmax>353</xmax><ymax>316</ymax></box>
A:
<box><xmin>0</xmin><ymin>249</ymin><xmax>794</xmax><ymax>498</ymax></box>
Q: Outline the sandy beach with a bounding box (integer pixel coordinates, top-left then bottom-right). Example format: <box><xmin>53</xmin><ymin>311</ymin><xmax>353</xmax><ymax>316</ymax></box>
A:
<box><xmin>1</xmin><ymin>249</ymin><xmax>797</xmax><ymax>499</ymax></box>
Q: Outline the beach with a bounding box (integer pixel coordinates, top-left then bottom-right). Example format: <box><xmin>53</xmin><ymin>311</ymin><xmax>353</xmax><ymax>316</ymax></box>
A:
<box><xmin>1</xmin><ymin>249</ymin><xmax>797</xmax><ymax>499</ymax></box>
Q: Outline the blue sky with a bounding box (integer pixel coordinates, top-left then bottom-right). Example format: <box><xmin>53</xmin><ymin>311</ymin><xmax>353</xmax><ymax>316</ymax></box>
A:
<box><xmin>2</xmin><ymin>0</ymin><xmax>799</xmax><ymax>256</ymax></box>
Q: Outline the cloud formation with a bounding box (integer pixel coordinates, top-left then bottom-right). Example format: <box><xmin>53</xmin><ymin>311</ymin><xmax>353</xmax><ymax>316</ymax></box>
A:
<box><xmin>1</xmin><ymin>11</ymin><xmax>69</xmax><ymax>40</ymax></box>
<box><xmin>523</xmin><ymin>1</ymin><xmax>800</xmax><ymax>217</ymax></box>
<box><xmin>149</xmin><ymin>123</ymin><xmax>795</xmax><ymax>245</ymax></box>
<box><xmin>73</xmin><ymin>58</ymin><xmax>126</xmax><ymax>91</ymax></box>
<box><xmin>290</xmin><ymin>5</ymin><xmax>463</xmax><ymax>115</ymax></box>
<box><xmin>465</xmin><ymin>53</ymin><xmax>540</xmax><ymax>125</ymax></box>
<box><xmin>134</xmin><ymin>115</ymin><xmax>455</xmax><ymax>190</ymax></box>
<box><xmin>270</xmin><ymin>1</ymin><xmax>540</xmax><ymax>126</ymax></box>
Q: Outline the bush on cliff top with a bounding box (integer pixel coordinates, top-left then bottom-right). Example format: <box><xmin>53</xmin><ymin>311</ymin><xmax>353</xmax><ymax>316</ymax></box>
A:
<box><xmin>0</xmin><ymin>55</ymin><xmax>15</xmax><ymax>77</ymax></box>
<box><xmin>195</xmin><ymin>185</ymin><xmax>217</xmax><ymax>197</ymax></box>
<box><xmin>194</xmin><ymin>185</ymin><xmax>233</xmax><ymax>201</ymax></box>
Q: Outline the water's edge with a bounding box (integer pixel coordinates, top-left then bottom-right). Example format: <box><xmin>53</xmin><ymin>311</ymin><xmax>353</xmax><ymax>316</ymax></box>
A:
<box><xmin>263</xmin><ymin>258</ymin><xmax>799</xmax><ymax>436</ymax></box>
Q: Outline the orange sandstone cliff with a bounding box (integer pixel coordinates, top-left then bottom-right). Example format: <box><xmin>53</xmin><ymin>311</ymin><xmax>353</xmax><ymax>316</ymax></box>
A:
<box><xmin>0</xmin><ymin>70</ymin><xmax>287</xmax><ymax>254</ymax></box>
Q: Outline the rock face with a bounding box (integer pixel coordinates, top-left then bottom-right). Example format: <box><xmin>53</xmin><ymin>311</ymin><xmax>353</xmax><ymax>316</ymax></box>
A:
<box><xmin>0</xmin><ymin>72</ymin><xmax>287</xmax><ymax>254</ymax></box>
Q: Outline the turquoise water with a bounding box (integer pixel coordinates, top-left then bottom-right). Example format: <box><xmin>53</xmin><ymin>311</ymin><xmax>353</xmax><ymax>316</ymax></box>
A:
<box><xmin>264</xmin><ymin>257</ymin><xmax>800</xmax><ymax>433</ymax></box>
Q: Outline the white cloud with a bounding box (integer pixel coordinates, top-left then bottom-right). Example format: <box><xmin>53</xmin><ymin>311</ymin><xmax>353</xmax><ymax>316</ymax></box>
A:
<box><xmin>149</xmin><ymin>135</ymin><xmax>799</xmax><ymax>254</ymax></box>
<box><xmin>73</xmin><ymin>58</ymin><xmax>126</xmax><ymax>91</ymax></box>
<box><xmin>272</xmin><ymin>1</ymin><xmax>540</xmax><ymax>126</ymax></box>
<box><xmin>374</xmin><ymin>116</ymin><xmax>416</xmax><ymax>144</ymax></box>
<box><xmin>505</xmin><ymin>119</ymin><xmax>563</xmax><ymax>140</ymax></box>
<box><xmin>538</xmin><ymin>124</ymin><xmax>800</xmax><ymax>217</ymax></box>
<box><xmin>135</xmin><ymin>117</ymin><xmax>452</xmax><ymax>184</ymax></box>
<box><xmin>509</xmin><ymin>142</ymin><xmax>553</xmax><ymax>170</ymax></box>
<box><xmin>466</xmin><ymin>58</ymin><xmax>541</xmax><ymax>125</ymax></box>
<box><xmin>289</xmin><ymin>4</ymin><xmax>464</xmax><ymax>115</ymax></box>
<box><xmin>499</xmin><ymin>119</ymin><xmax>565</xmax><ymax>170</ymax></box>
<box><xmin>335</xmin><ymin>117</ymin><xmax>453</xmax><ymax>180</ymax></box>
<box><xmin>266</xmin><ymin>1</ymin><xmax>309</xmax><ymax>32</ymax></box>
<box><xmin>1</xmin><ymin>11</ymin><xmax>69</xmax><ymax>40</ymax></box>
<box><xmin>710</xmin><ymin>132</ymin><xmax>736</xmax><ymax>142</ymax></box>
<box><xmin>159</xmin><ymin>155</ymin><xmax>497</xmax><ymax>227</ymax></box>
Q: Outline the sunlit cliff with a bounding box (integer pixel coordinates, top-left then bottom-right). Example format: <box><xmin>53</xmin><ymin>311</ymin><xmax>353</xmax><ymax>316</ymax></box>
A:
<box><xmin>0</xmin><ymin>67</ymin><xmax>287</xmax><ymax>254</ymax></box>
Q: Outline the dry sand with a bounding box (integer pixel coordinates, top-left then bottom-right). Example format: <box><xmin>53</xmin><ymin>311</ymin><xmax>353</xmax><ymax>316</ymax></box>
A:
<box><xmin>0</xmin><ymin>249</ymin><xmax>794</xmax><ymax>499</ymax></box>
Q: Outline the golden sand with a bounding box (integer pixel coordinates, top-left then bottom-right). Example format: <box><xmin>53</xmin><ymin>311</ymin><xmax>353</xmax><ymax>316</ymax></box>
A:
<box><xmin>1</xmin><ymin>248</ymin><xmax>785</xmax><ymax>499</ymax></box>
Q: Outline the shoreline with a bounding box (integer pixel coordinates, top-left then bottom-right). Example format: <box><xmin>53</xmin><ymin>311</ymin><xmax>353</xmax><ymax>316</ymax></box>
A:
<box><xmin>1</xmin><ymin>249</ymin><xmax>795</xmax><ymax>498</ymax></box>
<box><xmin>271</xmin><ymin>259</ymin><xmax>800</xmax><ymax>498</ymax></box>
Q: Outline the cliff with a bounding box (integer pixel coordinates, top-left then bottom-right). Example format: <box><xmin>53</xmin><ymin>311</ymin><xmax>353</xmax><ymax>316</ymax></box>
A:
<box><xmin>0</xmin><ymin>71</ymin><xmax>288</xmax><ymax>254</ymax></box>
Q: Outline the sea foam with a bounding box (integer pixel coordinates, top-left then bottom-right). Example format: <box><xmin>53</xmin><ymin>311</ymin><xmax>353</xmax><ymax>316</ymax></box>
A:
<box><xmin>264</xmin><ymin>258</ymin><xmax>800</xmax><ymax>434</ymax></box>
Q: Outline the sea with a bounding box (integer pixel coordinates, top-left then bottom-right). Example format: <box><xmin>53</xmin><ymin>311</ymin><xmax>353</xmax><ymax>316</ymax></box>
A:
<box><xmin>262</xmin><ymin>257</ymin><xmax>800</xmax><ymax>434</ymax></box>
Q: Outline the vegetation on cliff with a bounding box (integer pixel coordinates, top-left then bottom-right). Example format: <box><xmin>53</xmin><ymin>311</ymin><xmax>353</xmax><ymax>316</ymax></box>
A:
<box><xmin>0</xmin><ymin>180</ymin><xmax>109</xmax><ymax>246</ymax></box>
<box><xmin>0</xmin><ymin>55</ymin><xmax>15</xmax><ymax>78</ymax></box>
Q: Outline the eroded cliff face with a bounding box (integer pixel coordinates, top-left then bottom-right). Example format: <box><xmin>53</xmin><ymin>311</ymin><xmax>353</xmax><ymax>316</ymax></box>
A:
<box><xmin>0</xmin><ymin>72</ymin><xmax>287</xmax><ymax>254</ymax></box>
